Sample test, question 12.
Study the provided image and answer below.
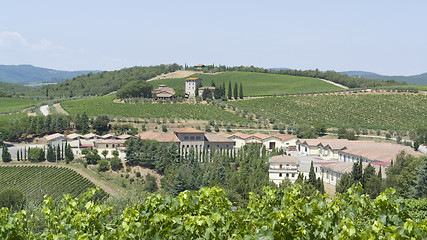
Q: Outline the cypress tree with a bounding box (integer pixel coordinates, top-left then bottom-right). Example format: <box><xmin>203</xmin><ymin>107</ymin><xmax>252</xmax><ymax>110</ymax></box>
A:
<box><xmin>17</xmin><ymin>150</ymin><xmax>20</xmax><ymax>161</ymax></box>
<box><xmin>56</xmin><ymin>144</ymin><xmax>61</xmax><ymax>162</ymax></box>
<box><xmin>308</xmin><ymin>161</ymin><xmax>316</xmax><ymax>185</ymax></box>
<box><xmin>2</xmin><ymin>145</ymin><xmax>12</xmax><ymax>162</ymax></box>
<box><xmin>239</xmin><ymin>83</ymin><xmax>243</xmax><ymax>99</ymax></box>
<box><xmin>228</xmin><ymin>81</ymin><xmax>232</xmax><ymax>99</ymax></box>
<box><xmin>233</xmin><ymin>82</ymin><xmax>238</xmax><ymax>99</ymax></box>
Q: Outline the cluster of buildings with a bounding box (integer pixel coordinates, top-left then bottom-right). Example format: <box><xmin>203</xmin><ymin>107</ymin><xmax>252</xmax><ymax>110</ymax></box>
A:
<box><xmin>45</xmin><ymin>129</ymin><xmax>424</xmax><ymax>188</ymax></box>
<box><xmin>152</xmin><ymin>77</ymin><xmax>214</xmax><ymax>99</ymax></box>
<box><xmin>269</xmin><ymin>138</ymin><xmax>423</xmax><ymax>186</ymax></box>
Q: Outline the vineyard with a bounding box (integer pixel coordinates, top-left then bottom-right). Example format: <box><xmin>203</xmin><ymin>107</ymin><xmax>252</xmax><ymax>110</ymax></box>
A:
<box><xmin>1</xmin><ymin>186</ymin><xmax>426</xmax><ymax>239</ymax></box>
<box><xmin>0</xmin><ymin>166</ymin><xmax>107</xmax><ymax>204</ymax></box>
<box><xmin>229</xmin><ymin>94</ymin><xmax>427</xmax><ymax>130</ymax></box>
<box><xmin>61</xmin><ymin>94</ymin><xmax>252</xmax><ymax>122</ymax></box>
<box><xmin>0</xmin><ymin>97</ymin><xmax>39</xmax><ymax>113</ymax></box>
<box><xmin>150</xmin><ymin>71</ymin><xmax>344</xmax><ymax>96</ymax></box>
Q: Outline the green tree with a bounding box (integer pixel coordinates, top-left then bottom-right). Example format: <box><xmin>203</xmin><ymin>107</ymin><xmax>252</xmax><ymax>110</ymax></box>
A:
<box><xmin>92</xmin><ymin>116</ymin><xmax>110</xmax><ymax>133</ymax></box>
<box><xmin>412</xmin><ymin>157</ymin><xmax>427</xmax><ymax>198</ymax></box>
<box><xmin>112</xmin><ymin>150</ymin><xmax>119</xmax><ymax>158</ymax></box>
<box><xmin>233</xmin><ymin>82</ymin><xmax>238</xmax><ymax>99</ymax></box>
<box><xmin>110</xmin><ymin>157</ymin><xmax>123</xmax><ymax>171</ymax></box>
<box><xmin>239</xmin><ymin>83</ymin><xmax>243</xmax><ymax>99</ymax></box>
<box><xmin>228</xmin><ymin>81</ymin><xmax>232</xmax><ymax>99</ymax></box>
<box><xmin>386</xmin><ymin>152</ymin><xmax>423</xmax><ymax>198</ymax></box>
<box><xmin>101</xmin><ymin>150</ymin><xmax>108</xmax><ymax>159</ymax></box>
<box><xmin>46</xmin><ymin>145</ymin><xmax>55</xmax><ymax>162</ymax></box>
<box><xmin>65</xmin><ymin>143</ymin><xmax>74</xmax><ymax>164</ymax></box>
<box><xmin>28</xmin><ymin>148</ymin><xmax>45</xmax><ymax>162</ymax></box>
<box><xmin>336</xmin><ymin>172</ymin><xmax>352</xmax><ymax>193</ymax></box>
<box><xmin>0</xmin><ymin>189</ymin><xmax>25</xmax><ymax>211</ymax></box>
<box><xmin>117</xmin><ymin>80</ymin><xmax>153</xmax><ymax>99</ymax></box>
<box><xmin>98</xmin><ymin>159</ymin><xmax>110</xmax><ymax>172</ymax></box>
<box><xmin>1</xmin><ymin>145</ymin><xmax>12</xmax><ymax>162</ymax></box>
<box><xmin>144</xmin><ymin>173</ymin><xmax>158</xmax><ymax>193</ymax></box>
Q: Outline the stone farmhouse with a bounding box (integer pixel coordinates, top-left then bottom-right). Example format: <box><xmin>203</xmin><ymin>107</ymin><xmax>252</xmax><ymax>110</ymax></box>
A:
<box><xmin>268</xmin><ymin>155</ymin><xmax>299</xmax><ymax>185</ymax></box>
<box><xmin>185</xmin><ymin>77</ymin><xmax>202</xmax><ymax>97</ymax></box>
<box><xmin>152</xmin><ymin>85</ymin><xmax>175</xmax><ymax>99</ymax></box>
<box><xmin>317</xmin><ymin>162</ymin><xmax>386</xmax><ymax>186</ymax></box>
<box><xmin>229</xmin><ymin>132</ymin><xmax>297</xmax><ymax>151</ymax></box>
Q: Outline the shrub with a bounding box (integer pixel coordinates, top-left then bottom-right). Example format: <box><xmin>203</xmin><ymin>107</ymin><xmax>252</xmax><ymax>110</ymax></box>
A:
<box><xmin>110</xmin><ymin>157</ymin><xmax>123</xmax><ymax>171</ymax></box>
<box><xmin>98</xmin><ymin>159</ymin><xmax>110</xmax><ymax>172</ymax></box>
<box><xmin>0</xmin><ymin>188</ymin><xmax>25</xmax><ymax>211</ymax></box>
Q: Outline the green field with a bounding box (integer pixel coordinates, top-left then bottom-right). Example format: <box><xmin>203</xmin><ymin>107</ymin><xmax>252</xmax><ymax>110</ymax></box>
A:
<box><xmin>0</xmin><ymin>165</ymin><xmax>107</xmax><ymax>204</ymax></box>
<box><xmin>61</xmin><ymin>95</ymin><xmax>251</xmax><ymax>122</ymax></box>
<box><xmin>0</xmin><ymin>97</ymin><xmax>39</xmax><ymax>113</ymax></box>
<box><xmin>229</xmin><ymin>94</ymin><xmax>427</xmax><ymax>130</ymax></box>
<box><xmin>150</xmin><ymin>71</ymin><xmax>344</xmax><ymax>96</ymax></box>
<box><xmin>0</xmin><ymin>113</ymin><xmax>28</xmax><ymax>122</ymax></box>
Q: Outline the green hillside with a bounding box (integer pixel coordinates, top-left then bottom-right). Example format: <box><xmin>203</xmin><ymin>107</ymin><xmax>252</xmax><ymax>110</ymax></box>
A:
<box><xmin>0</xmin><ymin>165</ymin><xmax>107</xmax><ymax>204</ymax></box>
<box><xmin>38</xmin><ymin>64</ymin><xmax>181</xmax><ymax>98</ymax></box>
<box><xmin>0</xmin><ymin>82</ymin><xmax>38</xmax><ymax>97</ymax></box>
<box><xmin>229</xmin><ymin>94</ymin><xmax>427</xmax><ymax>130</ymax></box>
<box><xmin>0</xmin><ymin>97</ymin><xmax>39</xmax><ymax>114</ymax></box>
<box><xmin>150</xmin><ymin>71</ymin><xmax>344</xmax><ymax>96</ymax></box>
<box><xmin>61</xmin><ymin>94</ymin><xmax>251</xmax><ymax>122</ymax></box>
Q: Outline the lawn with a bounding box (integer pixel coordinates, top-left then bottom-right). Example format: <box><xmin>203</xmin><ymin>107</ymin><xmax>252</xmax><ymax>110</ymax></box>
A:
<box><xmin>229</xmin><ymin>94</ymin><xmax>427</xmax><ymax>130</ymax></box>
<box><xmin>61</xmin><ymin>95</ymin><xmax>251</xmax><ymax>122</ymax></box>
<box><xmin>0</xmin><ymin>97</ymin><xmax>39</xmax><ymax>113</ymax></box>
<box><xmin>150</xmin><ymin>71</ymin><xmax>344</xmax><ymax>96</ymax></box>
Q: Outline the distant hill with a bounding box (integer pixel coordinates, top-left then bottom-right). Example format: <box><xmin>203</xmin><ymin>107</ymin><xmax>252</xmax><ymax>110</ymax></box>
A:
<box><xmin>0</xmin><ymin>82</ymin><xmax>37</xmax><ymax>96</ymax></box>
<box><xmin>0</xmin><ymin>65</ymin><xmax>100</xmax><ymax>85</ymax></box>
<box><xmin>341</xmin><ymin>71</ymin><xmax>427</xmax><ymax>85</ymax></box>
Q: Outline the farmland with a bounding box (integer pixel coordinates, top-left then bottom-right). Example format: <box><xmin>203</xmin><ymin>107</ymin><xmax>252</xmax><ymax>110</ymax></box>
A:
<box><xmin>150</xmin><ymin>71</ymin><xmax>344</xmax><ymax>96</ymax></box>
<box><xmin>229</xmin><ymin>94</ymin><xmax>427</xmax><ymax>130</ymax></box>
<box><xmin>0</xmin><ymin>113</ymin><xmax>27</xmax><ymax>122</ymax></box>
<box><xmin>61</xmin><ymin>94</ymin><xmax>251</xmax><ymax>122</ymax></box>
<box><xmin>0</xmin><ymin>165</ymin><xmax>107</xmax><ymax>204</ymax></box>
<box><xmin>0</xmin><ymin>97</ymin><xmax>39</xmax><ymax>113</ymax></box>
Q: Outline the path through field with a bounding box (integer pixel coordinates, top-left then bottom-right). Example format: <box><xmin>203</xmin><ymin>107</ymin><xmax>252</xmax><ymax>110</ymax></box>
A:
<box><xmin>53</xmin><ymin>103</ymin><xmax>69</xmax><ymax>115</ymax></box>
<box><xmin>319</xmin><ymin>79</ymin><xmax>349</xmax><ymax>89</ymax></box>
<box><xmin>147</xmin><ymin>70</ymin><xmax>199</xmax><ymax>82</ymax></box>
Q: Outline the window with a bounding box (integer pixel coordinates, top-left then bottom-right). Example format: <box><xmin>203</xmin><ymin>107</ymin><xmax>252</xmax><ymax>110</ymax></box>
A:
<box><xmin>190</xmin><ymin>136</ymin><xmax>195</xmax><ymax>140</ymax></box>
<box><xmin>292</xmin><ymin>173</ymin><xmax>295</xmax><ymax>178</ymax></box>
<box><xmin>279</xmin><ymin>164</ymin><xmax>282</xmax><ymax>169</ymax></box>
<box><xmin>196</xmin><ymin>136</ymin><xmax>201</xmax><ymax>140</ymax></box>
<box><xmin>286</xmin><ymin>173</ymin><xmax>289</xmax><ymax>177</ymax></box>
<box><xmin>184</xmin><ymin>136</ymin><xmax>189</xmax><ymax>140</ymax></box>
<box><xmin>279</xmin><ymin>173</ymin><xmax>282</xmax><ymax>177</ymax></box>
<box><xmin>106</xmin><ymin>144</ymin><xmax>109</xmax><ymax>148</ymax></box>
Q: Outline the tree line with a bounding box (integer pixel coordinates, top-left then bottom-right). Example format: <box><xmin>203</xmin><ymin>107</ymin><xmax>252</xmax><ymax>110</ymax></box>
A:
<box><xmin>1</xmin><ymin>143</ymin><xmax>74</xmax><ymax>163</ymax></box>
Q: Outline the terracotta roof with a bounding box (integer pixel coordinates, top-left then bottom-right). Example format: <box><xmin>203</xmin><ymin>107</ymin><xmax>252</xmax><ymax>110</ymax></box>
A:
<box><xmin>174</xmin><ymin>127</ymin><xmax>204</xmax><ymax>134</ymax></box>
<box><xmin>117</xmin><ymin>134</ymin><xmax>133</xmax><ymax>139</ymax></box>
<box><xmin>231</xmin><ymin>132</ymin><xmax>249</xmax><ymax>139</ymax></box>
<box><xmin>272</xmin><ymin>133</ymin><xmax>296</xmax><ymax>141</ymax></box>
<box><xmin>186</xmin><ymin>77</ymin><xmax>201</xmax><ymax>80</ymax></box>
<box><xmin>100</xmin><ymin>133</ymin><xmax>115</xmax><ymax>139</ymax></box>
<box><xmin>82</xmin><ymin>133</ymin><xmax>100</xmax><ymax>139</ymax></box>
<box><xmin>156</xmin><ymin>92</ymin><xmax>174</xmax><ymax>98</ymax></box>
<box><xmin>270</xmin><ymin>155</ymin><xmax>297</xmax><ymax>164</ymax></box>
<box><xmin>137</xmin><ymin>131</ymin><xmax>180</xmax><ymax>143</ymax></box>
<box><xmin>45</xmin><ymin>133</ymin><xmax>65</xmax><ymax>141</ymax></box>
<box><xmin>66</xmin><ymin>133</ymin><xmax>82</xmax><ymax>139</ymax></box>
<box><xmin>245</xmin><ymin>133</ymin><xmax>270</xmax><ymax>140</ymax></box>
<box><xmin>153</xmin><ymin>87</ymin><xmax>175</xmax><ymax>96</ymax></box>
<box><xmin>204</xmin><ymin>132</ymin><xmax>235</xmax><ymax>143</ymax></box>
<box><xmin>194</xmin><ymin>64</ymin><xmax>205</xmax><ymax>67</ymax></box>
<box><xmin>320</xmin><ymin>162</ymin><xmax>386</xmax><ymax>179</ymax></box>
<box><xmin>341</xmin><ymin>142</ymin><xmax>423</xmax><ymax>164</ymax></box>
<box><xmin>298</xmin><ymin>139</ymin><xmax>352</xmax><ymax>147</ymax></box>
<box><xmin>216</xmin><ymin>132</ymin><xmax>232</xmax><ymax>138</ymax></box>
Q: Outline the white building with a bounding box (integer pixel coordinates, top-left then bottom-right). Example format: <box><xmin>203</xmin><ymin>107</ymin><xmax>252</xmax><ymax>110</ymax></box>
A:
<box><xmin>185</xmin><ymin>77</ymin><xmax>202</xmax><ymax>97</ymax></box>
<box><xmin>268</xmin><ymin>155</ymin><xmax>299</xmax><ymax>185</ymax></box>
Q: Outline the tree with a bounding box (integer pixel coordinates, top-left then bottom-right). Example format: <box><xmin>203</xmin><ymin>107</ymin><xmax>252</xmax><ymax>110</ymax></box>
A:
<box><xmin>116</xmin><ymin>80</ymin><xmax>153</xmax><ymax>99</ymax></box>
<box><xmin>162</xmin><ymin>125</ymin><xmax>167</xmax><ymax>132</ymax></box>
<box><xmin>92</xmin><ymin>116</ymin><xmax>110</xmax><ymax>133</ymax></box>
<box><xmin>56</xmin><ymin>144</ymin><xmax>61</xmax><ymax>161</ymax></box>
<box><xmin>386</xmin><ymin>152</ymin><xmax>423</xmax><ymax>198</ymax></box>
<box><xmin>308</xmin><ymin>161</ymin><xmax>316</xmax><ymax>186</ymax></box>
<box><xmin>1</xmin><ymin>145</ymin><xmax>12</xmax><ymax>162</ymax></box>
<box><xmin>144</xmin><ymin>173</ymin><xmax>158</xmax><ymax>193</ymax></box>
<box><xmin>336</xmin><ymin>173</ymin><xmax>352</xmax><ymax>194</ymax></box>
<box><xmin>228</xmin><ymin>81</ymin><xmax>232</xmax><ymax>100</ymax></box>
<box><xmin>0</xmin><ymin>189</ymin><xmax>25</xmax><ymax>211</ymax></box>
<box><xmin>110</xmin><ymin>157</ymin><xmax>123</xmax><ymax>171</ymax></box>
<box><xmin>46</xmin><ymin>145</ymin><xmax>55</xmax><ymax>162</ymax></box>
<box><xmin>202</xmin><ymin>88</ymin><xmax>212</xmax><ymax>100</ymax></box>
<box><xmin>239</xmin><ymin>83</ymin><xmax>243</xmax><ymax>99</ymax></box>
<box><xmin>101</xmin><ymin>150</ymin><xmax>108</xmax><ymax>159</ymax></box>
<box><xmin>214</xmin><ymin>124</ymin><xmax>219</xmax><ymax>132</ymax></box>
<box><xmin>412</xmin><ymin>157</ymin><xmax>427</xmax><ymax>198</ymax></box>
<box><xmin>65</xmin><ymin>143</ymin><xmax>74</xmax><ymax>164</ymax></box>
<box><xmin>233</xmin><ymin>82</ymin><xmax>238</xmax><ymax>99</ymax></box>
<box><xmin>98</xmin><ymin>159</ymin><xmax>110</xmax><ymax>172</ymax></box>
<box><xmin>314</xmin><ymin>122</ymin><xmax>326</xmax><ymax>136</ymax></box>
<box><xmin>195</xmin><ymin>84</ymin><xmax>200</xmax><ymax>97</ymax></box>
<box><xmin>16</xmin><ymin>149</ymin><xmax>20</xmax><ymax>162</ymax></box>
<box><xmin>28</xmin><ymin>148</ymin><xmax>45</xmax><ymax>162</ymax></box>
<box><xmin>112</xmin><ymin>150</ymin><xmax>119</xmax><ymax>158</ymax></box>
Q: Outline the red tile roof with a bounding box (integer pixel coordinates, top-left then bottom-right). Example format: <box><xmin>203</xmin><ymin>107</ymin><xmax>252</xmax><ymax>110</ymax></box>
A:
<box><xmin>173</xmin><ymin>127</ymin><xmax>204</xmax><ymax>134</ymax></box>
<box><xmin>269</xmin><ymin>155</ymin><xmax>297</xmax><ymax>164</ymax></box>
<box><xmin>45</xmin><ymin>133</ymin><xmax>65</xmax><ymax>141</ymax></box>
<box><xmin>272</xmin><ymin>133</ymin><xmax>297</xmax><ymax>141</ymax></box>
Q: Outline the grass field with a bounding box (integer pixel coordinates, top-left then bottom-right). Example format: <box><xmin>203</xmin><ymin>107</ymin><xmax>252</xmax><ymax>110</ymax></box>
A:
<box><xmin>0</xmin><ymin>97</ymin><xmax>39</xmax><ymax>113</ymax></box>
<box><xmin>229</xmin><ymin>94</ymin><xmax>427</xmax><ymax>130</ymax></box>
<box><xmin>0</xmin><ymin>165</ymin><xmax>107</xmax><ymax>204</ymax></box>
<box><xmin>0</xmin><ymin>113</ymin><xmax>27</xmax><ymax>121</ymax></box>
<box><xmin>61</xmin><ymin>95</ymin><xmax>251</xmax><ymax>122</ymax></box>
<box><xmin>150</xmin><ymin>71</ymin><xmax>344</xmax><ymax>96</ymax></box>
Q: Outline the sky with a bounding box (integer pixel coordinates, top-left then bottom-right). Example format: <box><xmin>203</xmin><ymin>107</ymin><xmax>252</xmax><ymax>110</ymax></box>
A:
<box><xmin>0</xmin><ymin>0</ymin><xmax>426</xmax><ymax>76</ymax></box>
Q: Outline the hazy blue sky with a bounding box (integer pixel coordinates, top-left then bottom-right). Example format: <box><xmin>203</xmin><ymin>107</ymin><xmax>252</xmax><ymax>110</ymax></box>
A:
<box><xmin>0</xmin><ymin>0</ymin><xmax>426</xmax><ymax>75</ymax></box>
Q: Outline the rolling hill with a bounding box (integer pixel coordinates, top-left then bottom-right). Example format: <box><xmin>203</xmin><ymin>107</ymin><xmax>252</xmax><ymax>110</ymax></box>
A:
<box><xmin>341</xmin><ymin>71</ymin><xmax>427</xmax><ymax>85</ymax></box>
<box><xmin>150</xmin><ymin>71</ymin><xmax>344</xmax><ymax>96</ymax></box>
<box><xmin>0</xmin><ymin>64</ymin><xmax>100</xmax><ymax>85</ymax></box>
